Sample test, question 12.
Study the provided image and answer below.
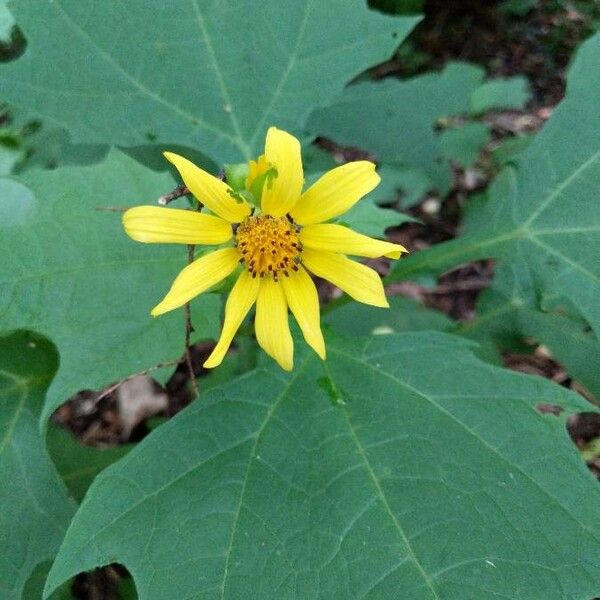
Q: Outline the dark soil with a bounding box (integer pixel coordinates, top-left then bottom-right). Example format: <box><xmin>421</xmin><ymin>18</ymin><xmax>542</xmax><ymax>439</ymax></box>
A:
<box><xmin>372</xmin><ymin>0</ymin><xmax>599</xmax><ymax>106</ymax></box>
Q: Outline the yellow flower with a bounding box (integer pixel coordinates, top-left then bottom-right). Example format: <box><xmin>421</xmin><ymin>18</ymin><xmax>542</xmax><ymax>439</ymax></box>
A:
<box><xmin>123</xmin><ymin>127</ymin><xmax>407</xmax><ymax>371</ymax></box>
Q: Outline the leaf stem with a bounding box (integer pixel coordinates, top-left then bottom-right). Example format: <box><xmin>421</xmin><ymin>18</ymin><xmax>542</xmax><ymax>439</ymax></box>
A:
<box><xmin>185</xmin><ymin>243</ymin><xmax>199</xmax><ymax>399</ymax></box>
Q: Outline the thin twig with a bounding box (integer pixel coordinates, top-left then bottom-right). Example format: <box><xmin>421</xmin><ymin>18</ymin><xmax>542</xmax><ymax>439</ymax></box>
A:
<box><xmin>182</xmin><ymin>199</ymin><xmax>204</xmax><ymax>399</ymax></box>
<box><xmin>94</xmin><ymin>360</ymin><xmax>179</xmax><ymax>403</ymax></box>
<box><xmin>158</xmin><ymin>184</ymin><xmax>190</xmax><ymax>205</ymax></box>
<box><xmin>157</xmin><ymin>183</ymin><xmax>204</xmax><ymax>397</ymax></box>
<box><xmin>184</xmin><ymin>242</ymin><xmax>199</xmax><ymax>399</ymax></box>
<box><xmin>102</xmin><ymin>185</ymin><xmax>204</xmax><ymax>400</ymax></box>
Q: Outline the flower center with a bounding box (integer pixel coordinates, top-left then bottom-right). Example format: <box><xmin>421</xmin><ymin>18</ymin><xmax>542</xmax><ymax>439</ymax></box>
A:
<box><xmin>235</xmin><ymin>214</ymin><xmax>302</xmax><ymax>281</ymax></box>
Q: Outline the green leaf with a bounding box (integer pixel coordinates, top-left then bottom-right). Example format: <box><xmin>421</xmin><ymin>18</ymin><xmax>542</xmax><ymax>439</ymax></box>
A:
<box><xmin>45</xmin><ymin>332</ymin><xmax>600</xmax><ymax>599</ymax></box>
<box><xmin>388</xmin><ymin>167</ymin><xmax>432</xmax><ymax>208</ymax></box>
<box><xmin>0</xmin><ymin>0</ymin><xmax>418</xmax><ymax>164</ymax></box>
<box><xmin>0</xmin><ymin>331</ymin><xmax>76</xmax><ymax>600</ymax></box>
<box><xmin>47</xmin><ymin>426</ymin><xmax>131</xmax><ymax>504</ymax></box>
<box><xmin>439</xmin><ymin>122</ymin><xmax>490</xmax><ymax>168</ymax></box>
<box><xmin>309</xmin><ymin>62</ymin><xmax>486</xmax><ymax>194</ymax></box>
<box><xmin>0</xmin><ymin>130</ymin><xmax>23</xmax><ymax>175</ymax></box>
<box><xmin>0</xmin><ymin>150</ymin><xmax>221</xmax><ymax>424</ymax></box>
<box><xmin>459</xmin><ymin>260</ymin><xmax>600</xmax><ymax>401</ymax></box>
<box><xmin>338</xmin><ymin>198</ymin><xmax>416</xmax><ymax>238</ymax></box>
<box><xmin>470</xmin><ymin>76</ymin><xmax>531</xmax><ymax>114</ymax></box>
<box><xmin>0</xmin><ymin>0</ymin><xmax>14</xmax><ymax>43</ymax></box>
<box><xmin>490</xmin><ymin>134</ymin><xmax>534</xmax><ymax>169</ymax></box>
<box><xmin>5</xmin><ymin>105</ymin><xmax>218</xmax><ymax>174</ymax></box>
<box><xmin>390</xmin><ymin>34</ymin><xmax>600</xmax><ymax>343</ymax></box>
<box><xmin>302</xmin><ymin>146</ymin><xmax>338</xmax><ymax>175</ymax></box>
<box><xmin>14</xmin><ymin>124</ymin><xmax>109</xmax><ymax>173</ymax></box>
<box><xmin>369</xmin><ymin>164</ymin><xmax>431</xmax><ymax>209</ymax></box>
<box><xmin>324</xmin><ymin>295</ymin><xmax>452</xmax><ymax>336</ymax></box>
<box><xmin>23</xmin><ymin>561</ymin><xmax>76</xmax><ymax>600</ymax></box>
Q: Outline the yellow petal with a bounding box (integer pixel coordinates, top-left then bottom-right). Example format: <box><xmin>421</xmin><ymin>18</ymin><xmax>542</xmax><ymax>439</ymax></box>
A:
<box><xmin>123</xmin><ymin>206</ymin><xmax>232</xmax><ymax>245</ymax></box>
<box><xmin>281</xmin><ymin>267</ymin><xmax>325</xmax><ymax>360</ymax></box>
<box><xmin>260</xmin><ymin>127</ymin><xmax>304</xmax><ymax>217</ymax></box>
<box><xmin>302</xmin><ymin>248</ymin><xmax>388</xmax><ymax>308</ymax></box>
<box><xmin>203</xmin><ymin>271</ymin><xmax>260</xmax><ymax>369</ymax></box>
<box><xmin>255</xmin><ymin>277</ymin><xmax>293</xmax><ymax>370</ymax></box>
<box><xmin>300</xmin><ymin>223</ymin><xmax>407</xmax><ymax>259</ymax></box>
<box><xmin>290</xmin><ymin>161</ymin><xmax>380</xmax><ymax>225</ymax></box>
<box><xmin>163</xmin><ymin>152</ymin><xmax>251</xmax><ymax>223</ymax></box>
<box><xmin>151</xmin><ymin>248</ymin><xmax>240</xmax><ymax>316</ymax></box>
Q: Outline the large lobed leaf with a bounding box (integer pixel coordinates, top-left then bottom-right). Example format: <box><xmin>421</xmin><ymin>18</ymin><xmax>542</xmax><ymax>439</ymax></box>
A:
<box><xmin>458</xmin><ymin>259</ymin><xmax>600</xmax><ymax>400</ymax></box>
<box><xmin>389</xmin><ymin>34</ymin><xmax>600</xmax><ymax>359</ymax></box>
<box><xmin>309</xmin><ymin>62</ymin><xmax>485</xmax><ymax>194</ymax></box>
<box><xmin>309</xmin><ymin>64</ymin><xmax>531</xmax><ymax>198</ymax></box>
<box><xmin>0</xmin><ymin>0</ymin><xmax>418</xmax><ymax>164</ymax></box>
<box><xmin>0</xmin><ymin>331</ymin><xmax>75</xmax><ymax>600</ymax></box>
<box><xmin>46</xmin><ymin>333</ymin><xmax>600</xmax><ymax>599</ymax></box>
<box><xmin>0</xmin><ymin>150</ymin><xmax>220</xmax><ymax>424</ymax></box>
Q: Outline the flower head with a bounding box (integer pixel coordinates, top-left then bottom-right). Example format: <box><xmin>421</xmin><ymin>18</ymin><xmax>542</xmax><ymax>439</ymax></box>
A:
<box><xmin>123</xmin><ymin>127</ymin><xmax>407</xmax><ymax>371</ymax></box>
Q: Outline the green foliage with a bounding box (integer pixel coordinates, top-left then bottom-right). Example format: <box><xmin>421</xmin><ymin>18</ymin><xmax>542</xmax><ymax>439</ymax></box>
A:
<box><xmin>470</xmin><ymin>76</ymin><xmax>531</xmax><ymax>114</ymax></box>
<box><xmin>391</xmin><ymin>35</ymin><xmax>600</xmax><ymax>397</ymax></box>
<box><xmin>310</xmin><ymin>63</ymin><xmax>486</xmax><ymax>195</ymax></box>
<box><xmin>0</xmin><ymin>331</ymin><xmax>75</xmax><ymax>600</ymax></box>
<box><xmin>0</xmin><ymin>0</ymin><xmax>418</xmax><ymax>164</ymax></box>
<box><xmin>310</xmin><ymin>66</ymin><xmax>531</xmax><ymax>202</ymax></box>
<box><xmin>459</xmin><ymin>261</ymin><xmax>600</xmax><ymax>400</ymax></box>
<box><xmin>0</xmin><ymin>1</ymin><xmax>14</xmax><ymax>42</ymax></box>
<box><xmin>439</xmin><ymin>122</ymin><xmax>491</xmax><ymax>168</ymax></box>
<box><xmin>490</xmin><ymin>134</ymin><xmax>534</xmax><ymax>169</ymax></box>
<box><xmin>0</xmin><ymin>0</ymin><xmax>419</xmax><ymax>249</ymax></box>
<box><xmin>339</xmin><ymin>198</ymin><xmax>417</xmax><ymax>238</ymax></box>
<box><xmin>0</xmin><ymin>151</ymin><xmax>221</xmax><ymax>423</ymax></box>
<box><xmin>47</xmin><ymin>427</ymin><xmax>131</xmax><ymax>503</ymax></box>
<box><xmin>324</xmin><ymin>296</ymin><xmax>452</xmax><ymax>336</ymax></box>
<box><xmin>0</xmin><ymin>127</ymin><xmax>23</xmax><ymax>174</ymax></box>
<box><xmin>46</xmin><ymin>333</ymin><xmax>600</xmax><ymax>599</ymax></box>
<box><xmin>0</xmin><ymin>2</ymin><xmax>599</xmax><ymax>598</ymax></box>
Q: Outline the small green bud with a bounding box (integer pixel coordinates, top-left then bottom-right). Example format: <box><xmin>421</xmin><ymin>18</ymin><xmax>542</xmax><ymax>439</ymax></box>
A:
<box><xmin>224</xmin><ymin>162</ymin><xmax>249</xmax><ymax>192</ymax></box>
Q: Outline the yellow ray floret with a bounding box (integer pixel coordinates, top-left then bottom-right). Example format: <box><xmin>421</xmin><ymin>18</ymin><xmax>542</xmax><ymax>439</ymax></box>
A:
<box><xmin>301</xmin><ymin>248</ymin><xmax>389</xmax><ymax>308</ymax></box>
<box><xmin>300</xmin><ymin>223</ymin><xmax>406</xmax><ymax>260</ymax></box>
<box><xmin>151</xmin><ymin>248</ymin><xmax>240</xmax><ymax>317</ymax></box>
<box><xmin>163</xmin><ymin>152</ymin><xmax>251</xmax><ymax>223</ymax></box>
<box><xmin>255</xmin><ymin>277</ymin><xmax>294</xmax><ymax>371</ymax></box>
<box><xmin>122</xmin><ymin>126</ymin><xmax>409</xmax><ymax>371</ymax></box>
<box><xmin>204</xmin><ymin>271</ymin><xmax>260</xmax><ymax>369</ymax></box>
<box><xmin>260</xmin><ymin>127</ymin><xmax>304</xmax><ymax>218</ymax></box>
<box><xmin>290</xmin><ymin>161</ymin><xmax>380</xmax><ymax>225</ymax></box>
<box><xmin>123</xmin><ymin>206</ymin><xmax>232</xmax><ymax>245</ymax></box>
<box><xmin>281</xmin><ymin>267</ymin><xmax>325</xmax><ymax>360</ymax></box>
